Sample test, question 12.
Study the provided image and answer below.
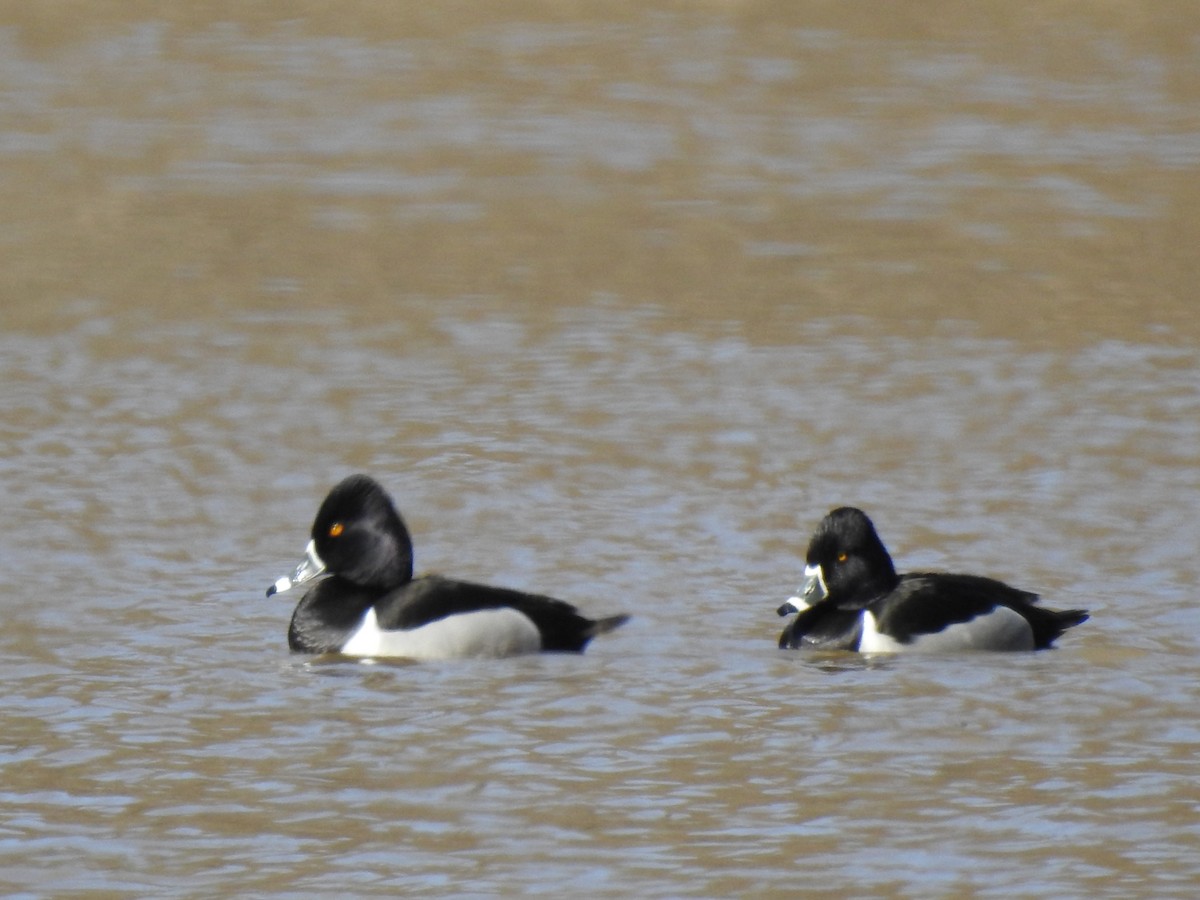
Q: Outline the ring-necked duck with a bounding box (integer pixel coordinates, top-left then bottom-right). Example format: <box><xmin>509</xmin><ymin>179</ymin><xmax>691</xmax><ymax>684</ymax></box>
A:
<box><xmin>267</xmin><ymin>474</ymin><xmax>628</xmax><ymax>659</ymax></box>
<box><xmin>778</xmin><ymin>507</ymin><xmax>1088</xmax><ymax>652</ymax></box>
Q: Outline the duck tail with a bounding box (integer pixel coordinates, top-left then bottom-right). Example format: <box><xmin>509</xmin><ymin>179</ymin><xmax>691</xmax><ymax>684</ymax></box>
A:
<box><xmin>1057</xmin><ymin>609</ymin><xmax>1090</xmax><ymax>629</ymax></box>
<box><xmin>587</xmin><ymin>614</ymin><xmax>630</xmax><ymax>638</ymax></box>
<box><xmin>1030</xmin><ymin>606</ymin><xmax>1089</xmax><ymax>648</ymax></box>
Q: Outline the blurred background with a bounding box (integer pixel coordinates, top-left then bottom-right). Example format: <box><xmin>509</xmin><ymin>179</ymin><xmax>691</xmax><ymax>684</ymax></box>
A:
<box><xmin>1</xmin><ymin>3</ymin><xmax>1197</xmax><ymax>896</ymax></box>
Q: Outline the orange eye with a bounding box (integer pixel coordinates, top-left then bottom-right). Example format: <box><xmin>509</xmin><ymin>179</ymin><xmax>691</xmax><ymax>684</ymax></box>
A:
<box><xmin>837</xmin><ymin>552</ymin><xmax>847</xmax><ymax>562</ymax></box>
<box><xmin>329</xmin><ymin>522</ymin><xmax>344</xmax><ymax>538</ymax></box>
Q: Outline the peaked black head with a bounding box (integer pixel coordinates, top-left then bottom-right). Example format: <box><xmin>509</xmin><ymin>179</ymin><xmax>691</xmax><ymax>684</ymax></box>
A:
<box><xmin>311</xmin><ymin>474</ymin><xmax>414</xmax><ymax>590</ymax></box>
<box><xmin>806</xmin><ymin>506</ymin><xmax>899</xmax><ymax>607</ymax></box>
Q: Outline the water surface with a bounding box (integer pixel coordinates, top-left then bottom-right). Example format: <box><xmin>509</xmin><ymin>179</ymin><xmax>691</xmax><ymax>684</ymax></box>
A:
<box><xmin>1</xmin><ymin>4</ymin><xmax>1198</xmax><ymax>897</ymax></box>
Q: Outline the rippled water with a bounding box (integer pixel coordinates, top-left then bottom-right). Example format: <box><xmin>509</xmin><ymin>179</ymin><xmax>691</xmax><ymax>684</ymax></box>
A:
<box><xmin>2</xmin><ymin>5</ymin><xmax>1199</xmax><ymax>897</ymax></box>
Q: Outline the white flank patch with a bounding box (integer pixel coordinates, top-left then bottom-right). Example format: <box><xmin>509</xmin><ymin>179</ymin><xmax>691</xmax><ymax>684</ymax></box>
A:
<box><xmin>858</xmin><ymin>612</ymin><xmax>907</xmax><ymax>653</ymax></box>
<box><xmin>859</xmin><ymin>606</ymin><xmax>1035</xmax><ymax>653</ymax></box>
<box><xmin>340</xmin><ymin>607</ymin><xmax>543</xmax><ymax>660</ymax></box>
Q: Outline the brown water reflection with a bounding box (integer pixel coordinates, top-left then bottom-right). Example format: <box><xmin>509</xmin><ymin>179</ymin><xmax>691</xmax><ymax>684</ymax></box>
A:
<box><xmin>3</xmin><ymin>3</ymin><xmax>1198</xmax><ymax>343</ymax></box>
<box><xmin>1</xmin><ymin>4</ymin><xmax>1198</xmax><ymax>897</ymax></box>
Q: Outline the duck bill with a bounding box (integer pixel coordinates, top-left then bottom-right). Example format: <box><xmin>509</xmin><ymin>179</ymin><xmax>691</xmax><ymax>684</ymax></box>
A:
<box><xmin>266</xmin><ymin>540</ymin><xmax>327</xmax><ymax>597</ymax></box>
<box><xmin>777</xmin><ymin>564</ymin><xmax>827</xmax><ymax>617</ymax></box>
<box><xmin>802</xmin><ymin>563</ymin><xmax>827</xmax><ymax>602</ymax></box>
<box><xmin>795</xmin><ymin>563</ymin><xmax>828</xmax><ymax>607</ymax></box>
<box><xmin>777</xmin><ymin>596</ymin><xmax>805</xmax><ymax>617</ymax></box>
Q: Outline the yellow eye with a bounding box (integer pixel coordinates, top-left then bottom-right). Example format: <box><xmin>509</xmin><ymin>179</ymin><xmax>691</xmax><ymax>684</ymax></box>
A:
<box><xmin>837</xmin><ymin>552</ymin><xmax>847</xmax><ymax>562</ymax></box>
<box><xmin>329</xmin><ymin>522</ymin><xmax>344</xmax><ymax>538</ymax></box>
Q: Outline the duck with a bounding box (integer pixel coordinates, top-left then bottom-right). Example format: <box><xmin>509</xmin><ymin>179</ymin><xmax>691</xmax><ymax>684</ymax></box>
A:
<box><xmin>266</xmin><ymin>474</ymin><xmax>629</xmax><ymax>659</ymax></box>
<box><xmin>777</xmin><ymin>506</ymin><xmax>1088</xmax><ymax>652</ymax></box>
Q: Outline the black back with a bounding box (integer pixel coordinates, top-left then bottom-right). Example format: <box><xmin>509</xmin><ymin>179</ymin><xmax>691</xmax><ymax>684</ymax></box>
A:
<box><xmin>876</xmin><ymin>573</ymin><xmax>1087</xmax><ymax>648</ymax></box>
<box><xmin>374</xmin><ymin>575</ymin><xmax>629</xmax><ymax>652</ymax></box>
